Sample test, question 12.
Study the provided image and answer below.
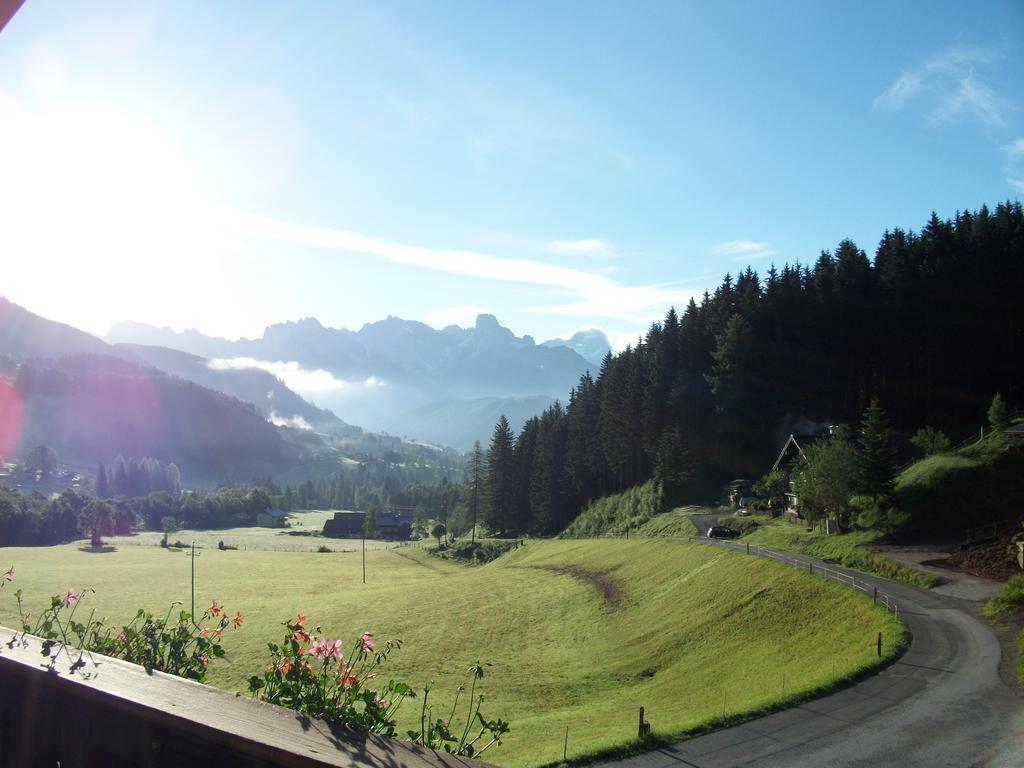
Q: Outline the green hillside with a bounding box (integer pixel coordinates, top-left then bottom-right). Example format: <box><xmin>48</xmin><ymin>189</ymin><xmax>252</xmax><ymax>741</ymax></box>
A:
<box><xmin>0</xmin><ymin>538</ymin><xmax>903</xmax><ymax>766</ymax></box>
<box><xmin>895</xmin><ymin>426</ymin><xmax>1024</xmax><ymax>535</ymax></box>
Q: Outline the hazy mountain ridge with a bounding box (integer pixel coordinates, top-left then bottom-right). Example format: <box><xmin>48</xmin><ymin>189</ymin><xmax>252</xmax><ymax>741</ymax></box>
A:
<box><xmin>11</xmin><ymin>353</ymin><xmax>296</xmax><ymax>483</ymax></box>
<box><xmin>108</xmin><ymin>313</ymin><xmax>598</xmax><ymax>447</ymax></box>
<box><xmin>380</xmin><ymin>394</ymin><xmax>557</xmax><ymax>451</ymax></box>
<box><xmin>109</xmin><ymin>314</ymin><xmax>595</xmax><ymax>397</ymax></box>
<box><xmin>116</xmin><ymin>343</ymin><xmax>360</xmax><ymax>436</ymax></box>
<box><xmin>0</xmin><ymin>298</ymin><xmax>451</xmax><ymax>485</ymax></box>
<box><xmin>541</xmin><ymin>329</ymin><xmax>612</xmax><ymax>366</ymax></box>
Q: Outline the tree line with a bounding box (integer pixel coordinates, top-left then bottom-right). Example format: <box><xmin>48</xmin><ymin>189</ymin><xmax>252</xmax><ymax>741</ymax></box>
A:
<box><xmin>469</xmin><ymin>202</ymin><xmax>1023</xmax><ymax>536</ymax></box>
<box><xmin>0</xmin><ymin>485</ymin><xmax>276</xmax><ymax>547</ymax></box>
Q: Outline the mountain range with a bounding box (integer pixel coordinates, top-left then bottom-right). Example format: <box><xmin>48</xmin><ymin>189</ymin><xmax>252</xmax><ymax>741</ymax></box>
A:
<box><xmin>0</xmin><ymin>298</ymin><xmax>451</xmax><ymax>486</ymax></box>
<box><xmin>0</xmin><ymin>296</ymin><xmax>609</xmax><ymax>488</ymax></box>
<box><xmin>107</xmin><ymin>314</ymin><xmax>608</xmax><ymax>448</ymax></box>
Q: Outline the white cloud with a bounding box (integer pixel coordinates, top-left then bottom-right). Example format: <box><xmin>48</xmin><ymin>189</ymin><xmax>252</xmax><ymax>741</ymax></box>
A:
<box><xmin>424</xmin><ymin>304</ymin><xmax>493</xmax><ymax>328</ymax></box>
<box><xmin>207</xmin><ymin>357</ymin><xmax>350</xmax><ymax>393</ymax></box>
<box><xmin>224</xmin><ymin>209</ymin><xmax>697</xmax><ymax>325</ymax></box>
<box><xmin>1008</xmin><ymin>178</ymin><xmax>1024</xmax><ymax>193</ymax></box>
<box><xmin>546</xmin><ymin>238</ymin><xmax>614</xmax><ymax>255</ymax></box>
<box><xmin>1006</xmin><ymin>138</ymin><xmax>1024</xmax><ymax>157</ymax></box>
<box><xmin>875</xmin><ymin>43</ymin><xmax>1014</xmax><ymax>126</ymax></box>
<box><xmin>269</xmin><ymin>411</ymin><xmax>313</xmax><ymax>430</ymax></box>
<box><xmin>712</xmin><ymin>239</ymin><xmax>778</xmax><ymax>261</ymax></box>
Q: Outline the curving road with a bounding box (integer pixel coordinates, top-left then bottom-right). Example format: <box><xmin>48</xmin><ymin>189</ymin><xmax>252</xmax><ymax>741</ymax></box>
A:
<box><xmin>600</xmin><ymin>544</ymin><xmax>1024</xmax><ymax>768</ymax></box>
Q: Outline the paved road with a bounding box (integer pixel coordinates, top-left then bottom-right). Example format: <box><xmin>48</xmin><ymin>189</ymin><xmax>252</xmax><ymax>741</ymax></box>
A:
<box><xmin>600</xmin><ymin>544</ymin><xmax>1024</xmax><ymax>768</ymax></box>
<box><xmin>689</xmin><ymin>511</ymin><xmax>724</xmax><ymax>537</ymax></box>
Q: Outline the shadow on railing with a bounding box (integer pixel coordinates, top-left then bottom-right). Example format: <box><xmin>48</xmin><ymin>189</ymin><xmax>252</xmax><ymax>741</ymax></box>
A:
<box><xmin>0</xmin><ymin>627</ymin><xmax>486</xmax><ymax>768</ymax></box>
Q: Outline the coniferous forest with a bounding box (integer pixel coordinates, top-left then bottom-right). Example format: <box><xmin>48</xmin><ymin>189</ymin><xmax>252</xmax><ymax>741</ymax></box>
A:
<box><xmin>478</xmin><ymin>203</ymin><xmax>1024</xmax><ymax>535</ymax></box>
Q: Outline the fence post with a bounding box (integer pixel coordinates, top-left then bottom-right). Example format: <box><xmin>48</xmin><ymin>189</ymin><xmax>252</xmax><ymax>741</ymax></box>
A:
<box><xmin>637</xmin><ymin>706</ymin><xmax>646</xmax><ymax>739</ymax></box>
<box><xmin>873</xmin><ymin>586</ymin><xmax>877</xmax><ymax>603</ymax></box>
<box><xmin>809</xmin><ymin>561</ymin><xmax>813</xmax><ymax>574</ymax></box>
<box><xmin>877</xmin><ymin>631</ymin><xmax>882</xmax><ymax>657</ymax></box>
<box><xmin>746</xmin><ymin>543</ymin><xmax>750</xmax><ymax>555</ymax></box>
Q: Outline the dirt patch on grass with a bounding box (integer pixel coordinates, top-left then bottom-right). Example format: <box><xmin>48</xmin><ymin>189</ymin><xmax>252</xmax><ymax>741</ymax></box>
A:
<box><xmin>529</xmin><ymin>564</ymin><xmax>624</xmax><ymax>608</ymax></box>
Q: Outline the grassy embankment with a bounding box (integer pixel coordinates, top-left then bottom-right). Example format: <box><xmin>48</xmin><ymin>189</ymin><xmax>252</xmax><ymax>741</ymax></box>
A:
<box><xmin>733</xmin><ymin>518</ymin><xmax>941</xmax><ymax>589</ymax></box>
<box><xmin>895</xmin><ymin>424</ymin><xmax>1024</xmax><ymax>536</ymax></box>
<box><xmin>0</xmin><ymin>538</ymin><xmax>903</xmax><ymax>766</ymax></box>
<box><xmin>983</xmin><ymin>575</ymin><xmax>1024</xmax><ymax>682</ymax></box>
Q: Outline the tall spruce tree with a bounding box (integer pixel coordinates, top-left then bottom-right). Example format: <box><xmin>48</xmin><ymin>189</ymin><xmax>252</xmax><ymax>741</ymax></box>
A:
<box><xmin>484</xmin><ymin>416</ymin><xmax>515</xmax><ymax>534</ymax></box>
<box><xmin>96</xmin><ymin>464</ymin><xmax>110</xmax><ymax>499</ymax></box>
<box><xmin>858</xmin><ymin>397</ymin><xmax>896</xmax><ymax>497</ymax></box>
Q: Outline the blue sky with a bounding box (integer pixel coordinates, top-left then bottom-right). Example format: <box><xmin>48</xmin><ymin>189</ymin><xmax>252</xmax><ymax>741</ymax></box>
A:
<box><xmin>1</xmin><ymin>1</ymin><xmax>1022</xmax><ymax>349</ymax></box>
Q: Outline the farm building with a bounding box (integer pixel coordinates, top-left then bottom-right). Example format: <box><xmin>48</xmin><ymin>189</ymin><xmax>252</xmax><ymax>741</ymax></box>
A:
<box><xmin>771</xmin><ymin>428</ymin><xmax>832</xmax><ymax>520</ymax></box>
<box><xmin>322</xmin><ymin>510</ymin><xmax>416</xmax><ymax>540</ymax></box>
<box><xmin>719</xmin><ymin>479</ymin><xmax>753</xmax><ymax>508</ymax></box>
<box><xmin>257</xmin><ymin>507</ymin><xmax>289</xmax><ymax>528</ymax></box>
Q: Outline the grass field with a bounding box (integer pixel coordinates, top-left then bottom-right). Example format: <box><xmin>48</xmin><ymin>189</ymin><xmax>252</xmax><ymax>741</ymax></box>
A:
<box><xmin>105</xmin><ymin>510</ymin><xmax>400</xmax><ymax>553</ymax></box>
<box><xmin>0</xmin><ymin>538</ymin><xmax>904</xmax><ymax>766</ymax></box>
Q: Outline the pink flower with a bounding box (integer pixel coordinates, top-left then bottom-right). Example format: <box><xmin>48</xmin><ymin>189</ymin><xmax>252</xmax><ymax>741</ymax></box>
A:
<box><xmin>232</xmin><ymin>611</ymin><xmax>244</xmax><ymax>628</ymax></box>
<box><xmin>276</xmin><ymin>657</ymin><xmax>293</xmax><ymax>674</ymax></box>
<box><xmin>360</xmin><ymin>632</ymin><xmax>374</xmax><ymax>653</ymax></box>
<box><xmin>309</xmin><ymin>637</ymin><xmax>343</xmax><ymax>660</ymax></box>
<box><xmin>3</xmin><ymin>565</ymin><xmax>14</xmax><ymax>581</ymax></box>
<box><xmin>200</xmin><ymin>654</ymin><xmax>210</xmax><ymax>668</ymax></box>
<box><xmin>200</xmin><ymin>627</ymin><xmax>211</xmax><ymax>638</ymax></box>
<box><xmin>116</xmin><ymin>631</ymin><xmax>128</xmax><ymax>643</ymax></box>
<box><xmin>209</xmin><ymin>600</ymin><xmax>223</xmax><ymax>616</ymax></box>
<box><xmin>65</xmin><ymin>588</ymin><xmax>79</xmax><ymax>605</ymax></box>
<box><xmin>309</xmin><ymin>637</ymin><xmax>327</xmax><ymax>659</ymax></box>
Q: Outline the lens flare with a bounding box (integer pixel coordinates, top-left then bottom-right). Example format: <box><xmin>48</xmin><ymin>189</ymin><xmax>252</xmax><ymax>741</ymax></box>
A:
<box><xmin>0</xmin><ymin>377</ymin><xmax>22</xmax><ymax>463</ymax></box>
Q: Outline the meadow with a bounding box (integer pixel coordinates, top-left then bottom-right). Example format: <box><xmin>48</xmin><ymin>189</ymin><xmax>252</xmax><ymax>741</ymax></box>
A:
<box><xmin>104</xmin><ymin>509</ymin><xmax>399</xmax><ymax>553</ymax></box>
<box><xmin>0</xmin><ymin>538</ymin><xmax>904</xmax><ymax>766</ymax></box>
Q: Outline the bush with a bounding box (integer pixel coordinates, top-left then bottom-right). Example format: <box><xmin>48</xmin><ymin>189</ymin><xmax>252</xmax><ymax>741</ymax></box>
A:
<box><xmin>317</xmin><ymin>544</ymin><xmax>333</xmax><ymax>553</ymax></box>
<box><xmin>430</xmin><ymin>540</ymin><xmax>517</xmax><ymax>565</ymax></box>
<box><xmin>983</xmin><ymin>574</ymin><xmax>1024</xmax><ymax>617</ymax></box>
<box><xmin>561</xmin><ymin>480</ymin><xmax>664</xmax><ymax>537</ymax></box>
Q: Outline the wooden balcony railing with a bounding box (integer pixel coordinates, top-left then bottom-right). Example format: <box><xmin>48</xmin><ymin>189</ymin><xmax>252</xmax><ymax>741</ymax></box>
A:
<box><xmin>0</xmin><ymin>627</ymin><xmax>487</xmax><ymax>768</ymax></box>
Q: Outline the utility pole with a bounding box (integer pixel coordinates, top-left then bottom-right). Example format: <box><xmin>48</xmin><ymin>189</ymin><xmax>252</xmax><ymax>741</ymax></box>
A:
<box><xmin>471</xmin><ymin>441</ymin><xmax>483</xmax><ymax>545</ymax></box>
<box><xmin>188</xmin><ymin>541</ymin><xmax>201</xmax><ymax>624</ymax></box>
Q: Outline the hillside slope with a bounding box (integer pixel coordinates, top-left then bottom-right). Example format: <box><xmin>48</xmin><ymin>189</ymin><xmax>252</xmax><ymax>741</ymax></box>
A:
<box><xmin>116</xmin><ymin>343</ymin><xmax>359</xmax><ymax>436</ymax></box>
<box><xmin>10</xmin><ymin>354</ymin><xmax>297</xmax><ymax>482</ymax></box>
<box><xmin>895</xmin><ymin>428</ymin><xmax>1024</xmax><ymax>536</ymax></box>
<box><xmin>0</xmin><ymin>539</ymin><xmax>903</xmax><ymax>766</ymax></box>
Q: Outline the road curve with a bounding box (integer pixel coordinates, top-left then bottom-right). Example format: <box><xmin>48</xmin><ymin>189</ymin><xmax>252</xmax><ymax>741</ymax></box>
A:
<box><xmin>599</xmin><ymin>542</ymin><xmax>1024</xmax><ymax>768</ymax></box>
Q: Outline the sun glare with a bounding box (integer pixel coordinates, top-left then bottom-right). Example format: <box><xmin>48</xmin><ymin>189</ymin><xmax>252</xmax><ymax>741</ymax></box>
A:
<box><xmin>0</xmin><ymin>97</ymin><xmax>236</xmax><ymax>334</ymax></box>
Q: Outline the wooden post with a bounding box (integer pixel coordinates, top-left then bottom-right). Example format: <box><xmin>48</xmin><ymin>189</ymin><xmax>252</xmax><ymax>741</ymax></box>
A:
<box><xmin>809</xmin><ymin>561</ymin><xmax>813</xmax><ymax>574</ymax></box>
<box><xmin>873</xmin><ymin>586</ymin><xmax>877</xmax><ymax>603</ymax></box>
<box><xmin>638</xmin><ymin>706</ymin><xmax>645</xmax><ymax>739</ymax></box>
<box><xmin>563</xmin><ymin>726</ymin><xmax>569</xmax><ymax>760</ymax></box>
<box><xmin>746</xmin><ymin>543</ymin><xmax>750</xmax><ymax>555</ymax></box>
<box><xmin>877</xmin><ymin>631</ymin><xmax>882</xmax><ymax>657</ymax></box>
